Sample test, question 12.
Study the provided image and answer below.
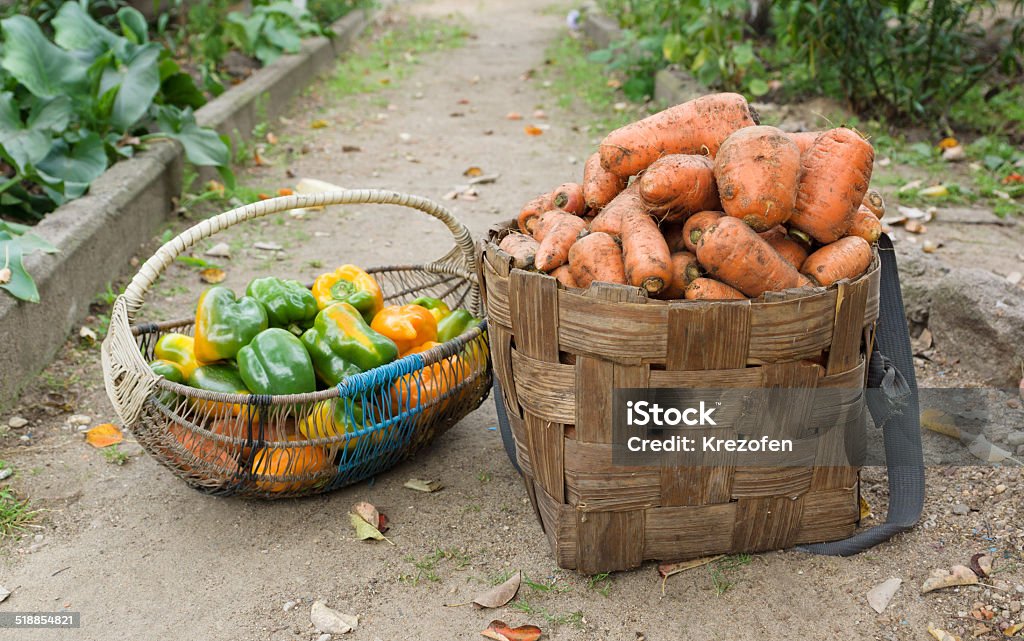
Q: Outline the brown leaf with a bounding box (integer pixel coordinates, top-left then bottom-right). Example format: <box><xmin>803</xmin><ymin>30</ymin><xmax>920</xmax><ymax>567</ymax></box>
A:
<box><xmin>524</xmin><ymin>125</ymin><xmax>543</xmax><ymax>136</ymax></box>
<box><xmin>921</xmin><ymin>565</ymin><xmax>978</xmax><ymax>593</ymax></box>
<box><xmin>463</xmin><ymin>166</ymin><xmax>484</xmax><ymax>177</ymax></box>
<box><xmin>352</xmin><ymin>501</ymin><xmax>389</xmax><ymax>533</ymax></box>
<box><xmin>1005</xmin><ymin>622</ymin><xmax>1024</xmax><ymax>636</ymax></box>
<box><xmin>481</xmin><ymin>620</ymin><xmax>542</xmax><ymax>641</ymax></box>
<box><xmin>928</xmin><ymin>624</ymin><xmax>960</xmax><ymax>641</ymax></box>
<box><xmin>658</xmin><ymin>554</ymin><xmax>724</xmax><ymax>578</ymax></box>
<box><xmin>253</xmin><ymin>148</ymin><xmax>267</xmax><ymax>166</ymax></box>
<box><xmin>277</xmin><ymin>187</ymin><xmax>294</xmax><ymax>196</ymax></box>
<box><xmin>200</xmin><ymin>268</ymin><xmax>226</xmax><ymax>284</ymax></box>
<box><xmin>969</xmin><ymin>553</ymin><xmax>992</xmax><ymax>578</ymax></box>
<box><xmin>205</xmin><ymin>180</ymin><xmax>225</xmax><ymax>194</ymax></box>
<box><xmin>904</xmin><ymin>219</ymin><xmax>926</xmax><ymax>234</ymax></box>
<box><xmin>85</xmin><ymin>423</ymin><xmax>123</xmax><ymax>448</ymax></box>
<box><xmin>341</xmin><ymin>145</ymin><xmax>362</xmax><ymax>153</ymax></box>
<box><xmin>0</xmin><ymin>267</ymin><xmax>11</xmax><ymax>285</ymax></box>
<box><xmin>505</xmin><ymin>112</ymin><xmax>522</xmax><ymax>121</ymax></box>
<box><xmin>859</xmin><ymin>495</ymin><xmax>873</xmax><ymax>520</ymax></box>
<box><xmin>266</xmin><ymin>132</ymin><xmax>278</xmax><ymax>145</ymax></box>
<box><xmin>348</xmin><ymin>512</ymin><xmax>392</xmax><ymax>544</ymax></box>
<box><xmin>472</xmin><ymin>570</ymin><xmax>521</xmax><ymax>609</ymax></box>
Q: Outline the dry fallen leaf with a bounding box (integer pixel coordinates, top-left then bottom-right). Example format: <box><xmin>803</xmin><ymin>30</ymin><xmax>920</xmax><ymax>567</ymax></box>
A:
<box><xmin>658</xmin><ymin>555</ymin><xmax>725</xmax><ymax>594</ymax></box>
<box><xmin>85</xmin><ymin>423</ymin><xmax>123</xmax><ymax>448</ymax></box>
<box><xmin>199</xmin><ymin>268</ymin><xmax>226</xmax><ymax>284</ymax></box>
<box><xmin>342</xmin><ymin>145</ymin><xmax>362</xmax><ymax>153</ymax></box>
<box><xmin>310</xmin><ymin>119</ymin><xmax>329</xmax><ymax>129</ymax></box>
<box><xmin>937</xmin><ymin>137</ymin><xmax>959</xmax><ymax>149</ymax></box>
<box><xmin>253</xmin><ymin>148</ymin><xmax>267</xmax><ymax>166</ymax></box>
<box><xmin>266</xmin><ymin>132</ymin><xmax>278</xmax><ymax>145</ymax></box>
<box><xmin>349</xmin><ymin>512</ymin><xmax>392</xmax><ymax>544</ymax></box>
<box><xmin>969</xmin><ymin>553</ymin><xmax>992</xmax><ymax>578</ymax></box>
<box><xmin>1004</xmin><ymin>622</ymin><xmax>1024</xmax><ymax>636</ymax></box>
<box><xmin>310</xmin><ymin>601</ymin><xmax>358</xmax><ymax>634</ymax></box>
<box><xmin>904</xmin><ymin>219</ymin><xmax>927</xmax><ymax>234</ymax></box>
<box><xmin>0</xmin><ymin>585</ymin><xmax>11</xmax><ymax>603</ymax></box>
<box><xmin>859</xmin><ymin>495</ymin><xmax>873</xmax><ymax>520</ymax></box>
<box><xmin>506</xmin><ymin>112</ymin><xmax>523</xmax><ymax>120</ymax></box>
<box><xmin>277</xmin><ymin>187</ymin><xmax>294</xmax><ymax>196</ymax></box>
<box><xmin>928</xmin><ymin>624</ymin><xmax>960</xmax><ymax>641</ymax></box>
<box><xmin>205</xmin><ymin>180</ymin><xmax>225</xmax><ymax>194</ymax></box>
<box><xmin>472</xmin><ymin>570</ymin><xmax>521</xmax><ymax>609</ymax></box>
<box><xmin>352</xmin><ymin>501</ymin><xmax>389</xmax><ymax>533</ymax></box>
<box><xmin>524</xmin><ymin>125</ymin><xmax>543</xmax><ymax>136</ymax></box>
<box><xmin>0</xmin><ymin>267</ymin><xmax>11</xmax><ymax>285</ymax></box>
<box><xmin>464</xmin><ymin>166</ymin><xmax>484</xmax><ymax>177</ymax></box>
<box><xmin>404</xmin><ymin>478</ymin><xmax>443</xmax><ymax>492</ymax></box>
<box><xmin>866</xmin><ymin>577</ymin><xmax>902</xmax><ymax>614</ymax></box>
<box><xmin>79</xmin><ymin>326</ymin><xmax>97</xmax><ymax>343</ymax></box>
<box><xmin>921</xmin><ymin>565</ymin><xmax>978</xmax><ymax>593</ymax></box>
<box><xmin>481</xmin><ymin>620</ymin><xmax>542</xmax><ymax>641</ymax></box>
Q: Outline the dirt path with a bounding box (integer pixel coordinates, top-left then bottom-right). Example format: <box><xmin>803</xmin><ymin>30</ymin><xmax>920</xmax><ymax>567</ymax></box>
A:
<box><xmin>1</xmin><ymin>2</ymin><xmax>1022</xmax><ymax>640</ymax></box>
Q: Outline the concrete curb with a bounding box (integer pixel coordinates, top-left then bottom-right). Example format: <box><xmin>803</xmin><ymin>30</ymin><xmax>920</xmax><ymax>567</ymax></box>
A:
<box><xmin>581</xmin><ymin>8</ymin><xmax>621</xmax><ymax>50</ymax></box>
<box><xmin>0</xmin><ymin>9</ymin><xmax>371</xmax><ymax>409</ymax></box>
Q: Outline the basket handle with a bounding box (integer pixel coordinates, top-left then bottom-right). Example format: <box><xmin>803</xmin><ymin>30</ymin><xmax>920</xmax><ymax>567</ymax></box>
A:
<box><xmin>120</xmin><ymin>189</ymin><xmax>478</xmax><ymax>322</ymax></box>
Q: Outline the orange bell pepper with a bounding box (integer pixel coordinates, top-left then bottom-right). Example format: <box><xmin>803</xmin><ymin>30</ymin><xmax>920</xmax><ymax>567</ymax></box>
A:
<box><xmin>371</xmin><ymin>304</ymin><xmax>438</xmax><ymax>355</ymax></box>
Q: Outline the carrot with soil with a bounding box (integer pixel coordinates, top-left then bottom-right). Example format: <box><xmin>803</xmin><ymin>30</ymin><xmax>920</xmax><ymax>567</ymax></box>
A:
<box><xmin>498</xmin><ymin>233</ymin><xmax>539</xmax><ymax>270</ymax></box>
<box><xmin>685</xmin><ymin>278</ymin><xmax>746</xmax><ymax>300</ymax></box>
<box><xmin>790</xmin><ymin>127</ymin><xmax>875</xmax><ymax>243</ymax></box>
<box><xmin>682</xmin><ymin>210</ymin><xmax>723</xmax><ymax>253</ymax></box>
<box><xmin>638</xmin><ymin>154</ymin><xmax>719</xmax><ymax>218</ymax></box>
<box><xmin>589</xmin><ymin>182</ymin><xmax>643</xmax><ymax>236</ymax></box>
<box><xmin>531</xmin><ymin>209</ymin><xmax>571</xmax><ymax>242</ymax></box>
<box><xmin>862</xmin><ymin>188</ymin><xmax>885</xmax><ymax>219</ymax></box>
<box><xmin>568</xmin><ymin>231</ymin><xmax>626</xmax><ymax>288</ymax></box>
<box><xmin>535</xmin><ymin>213</ymin><xmax>587</xmax><ymax>272</ymax></box>
<box><xmin>759</xmin><ymin>226</ymin><xmax>809</xmax><ymax>270</ymax></box>
<box><xmin>787</xmin><ymin>131</ymin><xmax>822</xmax><ymax>155</ymax></box>
<box><xmin>847</xmin><ymin>206</ymin><xmax>882</xmax><ymax>244</ymax></box>
<box><xmin>517</xmin><ymin>192</ymin><xmax>555</xmax><ymax>234</ymax></box>
<box><xmin>713</xmin><ymin>125</ymin><xmax>802</xmax><ymax>232</ymax></box>
<box><xmin>599</xmin><ymin>92</ymin><xmax>759</xmax><ymax>178</ymax></box>
<box><xmin>696</xmin><ymin>217</ymin><xmax>810</xmax><ymax>297</ymax></box>
<box><xmin>659</xmin><ymin>251</ymin><xmax>701</xmax><ymax>299</ymax></box>
<box><xmin>800</xmin><ymin>236</ymin><xmax>872</xmax><ymax>286</ymax></box>
<box><xmin>551</xmin><ymin>264</ymin><xmax>578</xmax><ymax>288</ymax></box>
<box><xmin>620</xmin><ymin>208</ymin><xmax>673</xmax><ymax>295</ymax></box>
<box><xmin>583</xmin><ymin>152</ymin><xmax>626</xmax><ymax>211</ymax></box>
<box><xmin>552</xmin><ymin>182</ymin><xmax>585</xmax><ymax>215</ymax></box>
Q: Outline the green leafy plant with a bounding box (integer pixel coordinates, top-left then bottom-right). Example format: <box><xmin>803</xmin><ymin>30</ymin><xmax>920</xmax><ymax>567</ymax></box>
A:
<box><xmin>774</xmin><ymin>0</ymin><xmax>1024</xmax><ymax>123</ymax></box>
<box><xmin>226</xmin><ymin>2</ymin><xmax>324</xmax><ymax>66</ymax></box>
<box><xmin>0</xmin><ymin>487</ymin><xmax>40</xmax><ymax>539</ymax></box>
<box><xmin>306</xmin><ymin>0</ymin><xmax>370</xmax><ymax>27</ymax></box>
<box><xmin>0</xmin><ymin>2</ymin><xmax>231</xmax><ymax>228</ymax></box>
<box><xmin>0</xmin><ymin>221</ymin><xmax>59</xmax><ymax>302</ymax></box>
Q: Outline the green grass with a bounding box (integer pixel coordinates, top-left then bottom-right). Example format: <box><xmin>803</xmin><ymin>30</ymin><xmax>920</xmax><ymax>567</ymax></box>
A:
<box><xmin>508</xmin><ymin>600</ymin><xmax>585</xmax><ymax>629</ymax></box>
<box><xmin>587</xmin><ymin>572</ymin><xmax>613</xmax><ymax>597</ymax></box>
<box><xmin>708</xmin><ymin>554</ymin><xmax>752</xmax><ymax>596</ymax></box>
<box><xmin>101</xmin><ymin>445</ymin><xmax>129</xmax><ymax>466</ymax></box>
<box><xmin>399</xmin><ymin>548</ymin><xmax>473</xmax><ymax>586</ymax></box>
<box><xmin>329</xmin><ymin>16</ymin><xmax>470</xmax><ymax>96</ymax></box>
<box><xmin>951</xmin><ymin>84</ymin><xmax>1024</xmax><ymax>139</ymax></box>
<box><xmin>0</xmin><ymin>488</ymin><xmax>40</xmax><ymax>540</ymax></box>
<box><xmin>541</xmin><ymin>33</ymin><xmax>646</xmax><ymax>135</ymax></box>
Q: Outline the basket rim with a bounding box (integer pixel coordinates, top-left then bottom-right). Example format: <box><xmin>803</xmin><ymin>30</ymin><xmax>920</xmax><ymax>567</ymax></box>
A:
<box><xmin>140</xmin><ymin>320</ymin><xmax>488</xmax><ymax>405</ymax></box>
<box><xmin>483</xmin><ymin>219</ymin><xmax>881</xmax><ymax>306</ymax></box>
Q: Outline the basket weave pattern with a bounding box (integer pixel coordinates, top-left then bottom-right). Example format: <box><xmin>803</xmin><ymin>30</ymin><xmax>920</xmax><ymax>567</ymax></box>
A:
<box><xmin>102</xmin><ymin>191</ymin><xmax>491</xmax><ymax>498</ymax></box>
<box><xmin>480</xmin><ymin>222</ymin><xmax>881</xmax><ymax>573</ymax></box>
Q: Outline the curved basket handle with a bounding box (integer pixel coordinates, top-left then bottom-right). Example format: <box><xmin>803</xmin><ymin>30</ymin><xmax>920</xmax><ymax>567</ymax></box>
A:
<box><xmin>104</xmin><ymin>189</ymin><xmax>477</xmax><ymax>426</ymax></box>
<box><xmin>121</xmin><ymin>189</ymin><xmax>478</xmax><ymax>321</ymax></box>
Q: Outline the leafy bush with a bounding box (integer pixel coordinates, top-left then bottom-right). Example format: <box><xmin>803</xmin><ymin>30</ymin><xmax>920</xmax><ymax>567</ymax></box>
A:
<box><xmin>226</xmin><ymin>1</ymin><xmax>324</xmax><ymax>66</ymax></box>
<box><xmin>0</xmin><ymin>3</ymin><xmax>230</xmax><ymax>225</ymax></box>
<box><xmin>306</xmin><ymin>0</ymin><xmax>369</xmax><ymax>27</ymax></box>
<box><xmin>775</xmin><ymin>0</ymin><xmax>1024</xmax><ymax>123</ymax></box>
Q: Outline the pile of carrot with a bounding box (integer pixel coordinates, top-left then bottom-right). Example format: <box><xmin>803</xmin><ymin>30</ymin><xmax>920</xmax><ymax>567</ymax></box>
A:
<box><xmin>499</xmin><ymin>92</ymin><xmax>883</xmax><ymax>300</ymax></box>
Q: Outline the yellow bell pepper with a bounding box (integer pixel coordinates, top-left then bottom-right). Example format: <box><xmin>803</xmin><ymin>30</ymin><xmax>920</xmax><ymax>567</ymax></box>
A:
<box><xmin>311</xmin><ymin>265</ymin><xmax>384</xmax><ymax>322</ymax></box>
<box><xmin>154</xmin><ymin>333</ymin><xmax>200</xmax><ymax>378</ymax></box>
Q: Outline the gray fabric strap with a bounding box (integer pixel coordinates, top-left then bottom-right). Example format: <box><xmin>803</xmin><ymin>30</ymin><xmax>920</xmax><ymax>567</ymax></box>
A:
<box><xmin>798</xmin><ymin>233</ymin><xmax>925</xmax><ymax>555</ymax></box>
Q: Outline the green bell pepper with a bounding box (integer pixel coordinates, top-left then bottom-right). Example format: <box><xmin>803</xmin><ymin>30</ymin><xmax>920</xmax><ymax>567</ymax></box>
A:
<box><xmin>150</xmin><ymin>359</ymin><xmax>185</xmax><ymax>406</ymax></box>
<box><xmin>436</xmin><ymin>309</ymin><xmax>482</xmax><ymax>343</ymax></box>
<box><xmin>153</xmin><ymin>333</ymin><xmax>199</xmax><ymax>378</ymax></box>
<box><xmin>245</xmin><ymin>277</ymin><xmax>319</xmax><ymax>332</ymax></box>
<box><xmin>409</xmin><ymin>296</ymin><xmax>452</xmax><ymax>323</ymax></box>
<box><xmin>188</xmin><ymin>363</ymin><xmax>250</xmax><ymax>416</ymax></box>
<box><xmin>300</xmin><ymin>302</ymin><xmax>398</xmax><ymax>387</ymax></box>
<box><xmin>237</xmin><ymin>328</ymin><xmax>316</xmax><ymax>396</ymax></box>
<box><xmin>194</xmin><ymin>286</ymin><xmax>268</xmax><ymax>362</ymax></box>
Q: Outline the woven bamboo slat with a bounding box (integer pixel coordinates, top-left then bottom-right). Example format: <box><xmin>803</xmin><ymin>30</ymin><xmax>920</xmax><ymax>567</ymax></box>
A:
<box><xmin>480</xmin><ymin>220</ymin><xmax>880</xmax><ymax>573</ymax></box>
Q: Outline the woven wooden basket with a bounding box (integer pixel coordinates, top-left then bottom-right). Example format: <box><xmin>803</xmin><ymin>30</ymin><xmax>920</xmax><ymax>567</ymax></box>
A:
<box><xmin>479</xmin><ymin>221</ymin><xmax>881</xmax><ymax>573</ymax></box>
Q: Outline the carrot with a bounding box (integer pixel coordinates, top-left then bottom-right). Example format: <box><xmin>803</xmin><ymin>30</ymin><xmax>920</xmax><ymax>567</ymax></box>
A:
<box><xmin>790</xmin><ymin>128</ymin><xmax>875</xmax><ymax>243</ymax></box>
<box><xmin>682</xmin><ymin>210</ymin><xmax>723</xmax><ymax>253</ymax></box>
<box><xmin>638</xmin><ymin>154</ymin><xmax>719</xmax><ymax>219</ymax></box>
<box><xmin>551</xmin><ymin>264</ymin><xmax>578</xmax><ymax>288</ymax></box>
<box><xmin>659</xmin><ymin>251</ymin><xmax>700</xmax><ymax>299</ymax></box>
<box><xmin>847</xmin><ymin>205</ymin><xmax>882</xmax><ymax>244</ymax></box>
<box><xmin>535</xmin><ymin>213</ymin><xmax>587</xmax><ymax>272</ymax></box>
<box><xmin>498</xmin><ymin>232</ymin><xmax>540</xmax><ymax>270</ymax></box>
<box><xmin>589</xmin><ymin>182</ymin><xmax>643</xmax><ymax>236</ymax></box>
<box><xmin>800</xmin><ymin>236</ymin><xmax>872</xmax><ymax>286</ymax></box>
<box><xmin>662</xmin><ymin>221</ymin><xmax>689</xmax><ymax>253</ymax></box>
<box><xmin>684</xmin><ymin>278</ymin><xmax>746</xmax><ymax>300</ymax></box>
<box><xmin>568</xmin><ymin>231</ymin><xmax>626</xmax><ymax>288</ymax></box>
<box><xmin>552</xmin><ymin>182</ymin><xmax>585</xmax><ymax>216</ymax></box>
<box><xmin>759</xmin><ymin>225</ymin><xmax>809</xmax><ymax>270</ymax></box>
<box><xmin>620</xmin><ymin>208</ymin><xmax>673</xmax><ymax>295</ymax></box>
<box><xmin>862</xmin><ymin>188</ymin><xmax>885</xmax><ymax>219</ymax></box>
<box><xmin>786</xmin><ymin>131</ymin><xmax>822</xmax><ymax>155</ymax></box>
<box><xmin>600</xmin><ymin>93</ymin><xmax>759</xmax><ymax>178</ymax></box>
<box><xmin>696</xmin><ymin>217</ymin><xmax>811</xmax><ymax>297</ymax></box>
<box><xmin>583</xmin><ymin>152</ymin><xmax>626</xmax><ymax>211</ymax></box>
<box><xmin>517</xmin><ymin>192</ymin><xmax>555</xmax><ymax>234</ymax></box>
<box><xmin>713</xmin><ymin>125</ymin><xmax>801</xmax><ymax>232</ymax></box>
<box><xmin>531</xmin><ymin>209</ymin><xmax>570</xmax><ymax>242</ymax></box>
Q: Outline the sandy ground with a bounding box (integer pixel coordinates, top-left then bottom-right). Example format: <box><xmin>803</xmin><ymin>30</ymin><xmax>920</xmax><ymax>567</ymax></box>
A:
<box><xmin>1</xmin><ymin>1</ymin><xmax>1022</xmax><ymax>640</ymax></box>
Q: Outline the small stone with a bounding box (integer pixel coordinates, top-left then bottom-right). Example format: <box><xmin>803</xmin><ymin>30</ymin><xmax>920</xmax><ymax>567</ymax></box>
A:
<box><xmin>254</xmin><ymin>242</ymin><xmax>283</xmax><ymax>251</ymax></box>
<box><xmin>316</xmin><ymin>635</ymin><xmax>332</xmax><ymax>641</ymax></box>
<box><xmin>205</xmin><ymin>242</ymin><xmax>231</xmax><ymax>259</ymax></box>
<box><xmin>0</xmin><ymin>469</ymin><xmax>12</xmax><ymax>481</ymax></box>
<box><xmin>941</xmin><ymin>145</ymin><xmax>966</xmax><ymax>162</ymax></box>
<box><xmin>1007</xmin><ymin>431</ymin><xmax>1024</xmax><ymax>447</ymax></box>
<box><xmin>67</xmin><ymin>415</ymin><xmax>91</xmax><ymax>426</ymax></box>
<box><xmin>1017</xmin><ymin>444</ymin><xmax>1024</xmax><ymax>456</ymax></box>
<box><xmin>310</xmin><ymin>601</ymin><xmax>357</xmax><ymax>635</ymax></box>
<box><xmin>33</xmin><ymin>534</ymin><xmax>43</xmax><ymax>543</ymax></box>
<box><xmin>283</xmin><ymin>600</ymin><xmax>297</xmax><ymax>612</ymax></box>
<box><xmin>953</xmin><ymin>503</ymin><xmax>970</xmax><ymax>515</ymax></box>
<box><xmin>994</xmin><ymin>484</ymin><xmax>1007</xmax><ymax>495</ymax></box>
<box><xmin>7</xmin><ymin>416</ymin><xmax>28</xmax><ymax>429</ymax></box>
<box><xmin>1007</xmin><ymin>271</ymin><xmax>1023</xmax><ymax>286</ymax></box>
<box><xmin>0</xmin><ymin>586</ymin><xmax>9</xmax><ymax>603</ymax></box>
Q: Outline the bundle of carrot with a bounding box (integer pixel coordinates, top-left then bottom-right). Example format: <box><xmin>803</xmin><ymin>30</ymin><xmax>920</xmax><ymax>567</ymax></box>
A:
<box><xmin>499</xmin><ymin>92</ymin><xmax>885</xmax><ymax>300</ymax></box>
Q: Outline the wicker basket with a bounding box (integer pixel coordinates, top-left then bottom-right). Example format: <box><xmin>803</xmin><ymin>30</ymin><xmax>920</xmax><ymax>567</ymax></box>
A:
<box><xmin>101</xmin><ymin>190</ymin><xmax>491</xmax><ymax>498</ymax></box>
<box><xmin>480</xmin><ymin>221</ymin><xmax>881</xmax><ymax>573</ymax></box>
